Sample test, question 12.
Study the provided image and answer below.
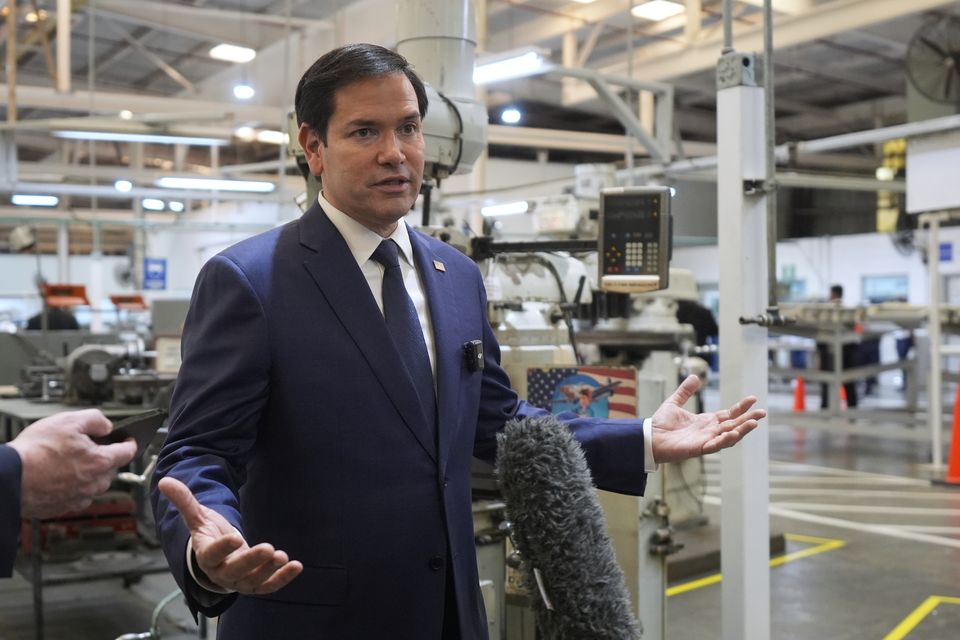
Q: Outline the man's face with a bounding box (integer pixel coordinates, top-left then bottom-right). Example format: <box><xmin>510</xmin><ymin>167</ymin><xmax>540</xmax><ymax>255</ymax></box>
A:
<box><xmin>299</xmin><ymin>73</ymin><xmax>425</xmax><ymax>237</ymax></box>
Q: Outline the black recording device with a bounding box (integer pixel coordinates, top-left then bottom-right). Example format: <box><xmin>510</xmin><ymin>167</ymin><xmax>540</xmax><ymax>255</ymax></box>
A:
<box><xmin>93</xmin><ymin>408</ymin><xmax>167</xmax><ymax>457</ymax></box>
<box><xmin>464</xmin><ymin>340</ymin><xmax>484</xmax><ymax>372</ymax></box>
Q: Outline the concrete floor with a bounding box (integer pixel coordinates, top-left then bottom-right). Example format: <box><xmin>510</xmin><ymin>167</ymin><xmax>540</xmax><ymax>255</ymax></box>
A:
<box><xmin>1</xmin><ymin>382</ymin><xmax>957</xmax><ymax>640</ymax></box>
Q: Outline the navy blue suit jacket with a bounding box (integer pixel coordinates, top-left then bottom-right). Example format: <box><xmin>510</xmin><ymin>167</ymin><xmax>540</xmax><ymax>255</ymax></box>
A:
<box><xmin>1</xmin><ymin>444</ymin><xmax>22</xmax><ymax>577</ymax></box>
<box><xmin>151</xmin><ymin>203</ymin><xmax>648</xmax><ymax>639</ymax></box>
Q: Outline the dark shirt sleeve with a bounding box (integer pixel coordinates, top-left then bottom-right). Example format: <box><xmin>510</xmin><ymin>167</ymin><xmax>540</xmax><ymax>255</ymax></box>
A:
<box><xmin>0</xmin><ymin>444</ymin><xmax>23</xmax><ymax>577</ymax></box>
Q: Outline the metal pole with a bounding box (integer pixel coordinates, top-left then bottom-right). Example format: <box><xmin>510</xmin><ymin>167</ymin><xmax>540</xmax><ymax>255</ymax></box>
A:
<box><xmin>56</xmin><ymin>221</ymin><xmax>69</xmax><ymax>281</ymax></box>
<box><xmin>717</xmin><ymin>29</ymin><xmax>771</xmax><ymax>640</ymax></box>
<box><xmin>278</xmin><ymin>0</ymin><xmax>291</xmax><ymax>189</ymax></box>
<box><xmin>56</xmin><ymin>0</ymin><xmax>70</xmax><ymax>92</ymax></box>
<box><xmin>926</xmin><ymin>213</ymin><xmax>944</xmax><ymax>468</ymax></box>
<box><xmin>624</xmin><ymin>0</ymin><xmax>636</xmax><ymax>185</ymax></box>
<box><xmin>722</xmin><ymin>0</ymin><xmax>733</xmax><ymax>53</ymax></box>
<box><xmin>763</xmin><ymin>0</ymin><xmax>778</xmax><ymax>308</ymax></box>
<box><xmin>6</xmin><ymin>0</ymin><xmax>17</xmax><ymax>122</ymax></box>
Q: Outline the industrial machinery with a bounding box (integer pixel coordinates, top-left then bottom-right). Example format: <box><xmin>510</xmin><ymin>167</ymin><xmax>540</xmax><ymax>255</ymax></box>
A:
<box><xmin>465</xmin><ymin>179</ymin><xmax>708</xmax><ymax>639</ymax></box>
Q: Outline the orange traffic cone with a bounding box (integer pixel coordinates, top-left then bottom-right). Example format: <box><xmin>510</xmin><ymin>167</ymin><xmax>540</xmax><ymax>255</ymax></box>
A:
<box><xmin>839</xmin><ymin>385</ymin><xmax>848</xmax><ymax>411</ymax></box>
<box><xmin>941</xmin><ymin>384</ymin><xmax>960</xmax><ymax>485</ymax></box>
<box><xmin>792</xmin><ymin>377</ymin><xmax>806</xmax><ymax>412</ymax></box>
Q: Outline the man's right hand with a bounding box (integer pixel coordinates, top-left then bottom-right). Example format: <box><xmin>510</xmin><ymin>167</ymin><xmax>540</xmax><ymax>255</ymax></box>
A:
<box><xmin>158</xmin><ymin>476</ymin><xmax>303</xmax><ymax>595</ymax></box>
<box><xmin>8</xmin><ymin>409</ymin><xmax>137</xmax><ymax>518</ymax></box>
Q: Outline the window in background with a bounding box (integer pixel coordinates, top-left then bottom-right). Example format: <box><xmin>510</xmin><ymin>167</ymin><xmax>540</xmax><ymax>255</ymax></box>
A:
<box><xmin>862</xmin><ymin>274</ymin><xmax>908</xmax><ymax>303</ymax></box>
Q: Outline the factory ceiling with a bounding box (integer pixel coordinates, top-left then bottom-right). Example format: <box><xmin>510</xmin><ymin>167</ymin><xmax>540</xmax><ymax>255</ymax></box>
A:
<box><xmin>0</xmin><ymin>0</ymin><xmax>958</xmax><ymax>236</ymax></box>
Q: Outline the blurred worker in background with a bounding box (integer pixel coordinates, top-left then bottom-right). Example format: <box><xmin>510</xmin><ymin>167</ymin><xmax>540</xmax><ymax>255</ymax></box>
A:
<box><xmin>819</xmin><ymin>284</ymin><xmax>858</xmax><ymax>409</ymax></box>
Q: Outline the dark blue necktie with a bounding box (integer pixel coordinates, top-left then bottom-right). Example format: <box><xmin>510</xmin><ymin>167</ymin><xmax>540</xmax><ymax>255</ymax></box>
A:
<box><xmin>371</xmin><ymin>240</ymin><xmax>437</xmax><ymax>438</ymax></box>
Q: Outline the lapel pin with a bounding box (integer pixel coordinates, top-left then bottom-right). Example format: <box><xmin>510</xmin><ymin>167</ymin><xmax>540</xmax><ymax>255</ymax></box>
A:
<box><xmin>433</xmin><ymin>260</ymin><xmax>446</xmax><ymax>272</ymax></box>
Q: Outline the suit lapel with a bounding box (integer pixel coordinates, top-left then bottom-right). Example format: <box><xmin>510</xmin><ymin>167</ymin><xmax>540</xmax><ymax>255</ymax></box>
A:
<box><xmin>409</xmin><ymin>228</ymin><xmax>463</xmax><ymax>471</ymax></box>
<box><xmin>299</xmin><ymin>205</ymin><xmax>437</xmax><ymax>463</ymax></box>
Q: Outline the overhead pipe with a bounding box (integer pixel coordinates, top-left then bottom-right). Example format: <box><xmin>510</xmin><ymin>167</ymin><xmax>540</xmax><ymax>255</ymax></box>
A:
<box><xmin>625</xmin><ymin>113</ymin><xmax>960</xmax><ymax>181</ymax></box>
<box><xmin>0</xmin><ymin>212</ymin><xmax>275</xmax><ymax>233</ymax></box>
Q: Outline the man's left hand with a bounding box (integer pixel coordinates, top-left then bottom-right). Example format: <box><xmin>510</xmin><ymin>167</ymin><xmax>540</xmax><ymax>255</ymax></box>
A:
<box><xmin>650</xmin><ymin>374</ymin><xmax>765</xmax><ymax>464</ymax></box>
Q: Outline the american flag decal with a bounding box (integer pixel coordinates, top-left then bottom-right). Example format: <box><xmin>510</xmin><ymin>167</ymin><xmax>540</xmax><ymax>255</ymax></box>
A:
<box><xmin>526</xmin><ymin>366</ymin><xmax>638</xmax><ymax>419</ymax></box>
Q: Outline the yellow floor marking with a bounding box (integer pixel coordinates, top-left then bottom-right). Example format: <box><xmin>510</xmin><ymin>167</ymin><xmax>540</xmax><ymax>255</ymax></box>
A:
<box><xmin>666</xmin><ymin>533</ymin><xmax>845</xmax><ymax>597</ymax></box>
<box><xmin>883</xmin><ymin>595</ymin><xmax>960</xmax><ymax>640</ymax></box>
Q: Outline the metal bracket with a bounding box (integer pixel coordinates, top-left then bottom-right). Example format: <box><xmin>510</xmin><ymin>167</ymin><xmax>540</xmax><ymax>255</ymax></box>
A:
<box><xmin>743</xmin><ymin>178</ymin><xmax>777</xmax><ymax>196</ymax></box>
<box><xmin>648</xmin><ymin>527</ymin><xmax>685</xmax><ymax>557</ymax></box>
<box><xmin>739</xmin><ymin>306</ymin><xmax>796</xmax><ymax>327</ymax></box>
<box><xmin>545</xmin><ymin>65</ymin><xmax>675</xmax><ymax>164</ymax></box>
<box><xmin>716</xmin><ymin>51</ymin><xmax>757</xmax><ymax>89</ymax></box>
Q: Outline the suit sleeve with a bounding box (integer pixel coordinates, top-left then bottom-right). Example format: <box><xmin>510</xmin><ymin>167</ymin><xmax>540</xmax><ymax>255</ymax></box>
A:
<box><xmin>0</xmin><ymin>444</ymin><xmax>23</xmax><ymax>577</ymax></box>
<box><xmin>469</xmin><ymin>271</ymin><xmax>648</xmax><ymax>497</ymax></box>
<box><xmin>150</xmin><ymin>254</ymin><xmax>270</xmax><ymax>617</ymax></box>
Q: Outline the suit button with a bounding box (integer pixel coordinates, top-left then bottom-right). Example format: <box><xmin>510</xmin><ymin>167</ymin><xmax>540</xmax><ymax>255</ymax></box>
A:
<box><xmin>428</xmin><ymin>556</ymin><xmax>445</xmax><ymax>571</ymax></box>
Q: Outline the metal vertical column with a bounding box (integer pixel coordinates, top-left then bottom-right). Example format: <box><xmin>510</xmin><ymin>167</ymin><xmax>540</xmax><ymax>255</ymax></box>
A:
<box><xmin>925</xmin><ymin>213</ymin><xmax>944</xmax><ymax>468</ymax></box>
<box><xmin>717</xmin><ymin>63</ymin><xmax>771</xmax><ymax>640</ymax></box>
<box><xmin>57</xmin><ymin>222</ymin><xmax>69</xmax><ymax>282</ymax></box>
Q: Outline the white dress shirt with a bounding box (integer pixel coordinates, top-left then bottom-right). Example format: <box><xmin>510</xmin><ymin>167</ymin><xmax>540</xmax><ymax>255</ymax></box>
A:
<box><xmin>319</xmin><ymin>192</ymin><xmax>437</xmax><ymax>379</ymax></box>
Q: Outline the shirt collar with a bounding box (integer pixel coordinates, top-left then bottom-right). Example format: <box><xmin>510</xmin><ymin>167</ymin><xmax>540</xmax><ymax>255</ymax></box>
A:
<box><xmin>317</xmin><ymin>192</ymin><xmax>414</xmax><ymax>268</ymax></box>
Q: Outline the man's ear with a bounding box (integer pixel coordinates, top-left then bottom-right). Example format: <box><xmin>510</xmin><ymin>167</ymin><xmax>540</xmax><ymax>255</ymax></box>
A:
<box><xmin>298</xmin><ymin>124</ymin><xmax>324</xmax><ymax>177</ymax></box>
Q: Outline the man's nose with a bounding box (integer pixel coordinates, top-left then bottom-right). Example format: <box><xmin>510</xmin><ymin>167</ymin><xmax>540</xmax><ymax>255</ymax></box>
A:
<box><xmin>377</xmin><ymin>133</ymin><xmax>405</xmax><ymax>165</ymax></box>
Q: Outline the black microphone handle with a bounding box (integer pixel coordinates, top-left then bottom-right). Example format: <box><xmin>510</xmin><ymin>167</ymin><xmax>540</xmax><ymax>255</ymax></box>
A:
<box><xmin>495</xmin><ymin>415</ymin><xmax>642</xmax><ymax>640</ymax></box>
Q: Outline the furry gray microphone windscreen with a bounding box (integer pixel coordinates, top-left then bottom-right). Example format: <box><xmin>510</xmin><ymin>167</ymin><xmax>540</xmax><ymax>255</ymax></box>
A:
<box><xmin>495</xmin><ymin>416</ymin><xmax>642</xmax><ymax>640</ymax></box>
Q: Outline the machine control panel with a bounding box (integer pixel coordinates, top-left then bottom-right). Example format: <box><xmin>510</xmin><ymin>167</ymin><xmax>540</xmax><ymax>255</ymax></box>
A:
<box><xmin>598</xmin><ymin>186</ymin><xmax>671</xmax><ymax>293</ymax></box>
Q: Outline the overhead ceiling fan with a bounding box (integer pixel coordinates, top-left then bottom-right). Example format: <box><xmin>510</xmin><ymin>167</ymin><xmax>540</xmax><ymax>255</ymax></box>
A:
<box><xmin>905</xmin><ymin>14</ymin><xmax>960</xmax><ymax>105</ymax></box>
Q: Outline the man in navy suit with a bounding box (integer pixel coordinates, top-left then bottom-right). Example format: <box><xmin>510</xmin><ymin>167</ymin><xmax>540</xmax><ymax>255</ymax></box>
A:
<box><xmin>2</xmin><ymin>410</ymin><xmax>137</xmax><ymax>576</ymax></box>
<box><xmin>152</xmin><ymin>43</ymin><xmax>764</xmax><ymax>639</ymax></box>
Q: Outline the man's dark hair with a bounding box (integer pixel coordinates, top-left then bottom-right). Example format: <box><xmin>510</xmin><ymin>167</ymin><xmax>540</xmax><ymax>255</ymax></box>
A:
<box><xmin>295</xmin><ymin>43</ymin><xmax>428</xmax><ymax>145</ymax></box>
<box><xmin>830</xmin><ymin>284</ymin><xmax>843</xmax><ymax>300</ymax></box>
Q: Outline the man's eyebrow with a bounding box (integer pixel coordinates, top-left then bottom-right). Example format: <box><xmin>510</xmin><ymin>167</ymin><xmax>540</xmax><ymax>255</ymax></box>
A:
<box><xmin>344</xmin><ymin>118</ymin><xmax>379</xmax><ymax>128</ymax></box>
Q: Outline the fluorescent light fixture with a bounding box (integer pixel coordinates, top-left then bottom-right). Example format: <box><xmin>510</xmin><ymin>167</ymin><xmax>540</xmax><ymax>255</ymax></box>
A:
<box><xmin>474</xmin><ymin>46</ymin><xmax>549</xmax><ymax>85</ymax></box>
<box><xmin>168</xmin><ymin>201</ymin><xmax>185</xmax><ymax>213</ymax></box>
<box><xmin>209</xmin><ymin>43</ymin><xmax>257</xmax><ymax>63</ymax></box>
<box><xmin>12</xmin><ymin>194</ymin><xmax>58</xmax><ymax>207</ymax></box>
<box><xmin>256</xmin><ymin>129</ymin><xmax>289</xmax><ymax>145</ymax></box>
<box><xmin>500</xmin><ymin>108</ymin><xmax>522</xmax><ymax>125</ymax></box>
<box><xmin>481</xmin><ymin>201</ymin><xmax>529</xmax><ymax>217</ymax></box>
<box><xmin>53</xmin><ymin>130</ymin><xmax>229</xmax><ymax>146</ymax></box>
<box><xmin>119</xmin><ymin>110</ymin><xmax>134</xmax><ymax>120</ymax></box>
<box><xmin>114</xmin><ymin>179</ymin><xmax>133</xmax><ymax>193</ymax></box>
<box><xmin>141</xmin><ymin>198</ymin><xmax>165</xmax><ymax>211</ymax></box>
<box><xmin>155</xmin><ymin>177</ymin><xmax>275</xmax><ymax>193</ymax></box>
<box><xmin>875</xmin><ymin>166</ymin><xmax>895</xmax><ymax>181</ymax></box>
<box><xmin>233</xmin><ymin>84</ymin><xmax>255</xmax><ymax>100</ymax></box>
<box><xmin>234</xmin><ymin>126</ymin><xmax>256</xmax><ymax>141</ymax></box>
<box><xmin>631</xmin><ymin>0</ymin><xmax>685</xmax><ymax>21</ymax></box>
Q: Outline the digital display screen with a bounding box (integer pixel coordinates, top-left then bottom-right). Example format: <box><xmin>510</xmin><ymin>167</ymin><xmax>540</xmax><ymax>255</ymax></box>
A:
<box><xmin>600</xmin><ymin>193</ymin><xmax>665</xmax><ymax>276</ymax></box>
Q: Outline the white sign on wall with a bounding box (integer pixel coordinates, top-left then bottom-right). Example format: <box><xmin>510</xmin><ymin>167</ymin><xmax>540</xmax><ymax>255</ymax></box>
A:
<box><xmin>907</xmin><ymin>129</ymin><xmax>960</xmax><ymax>214</ymax></box>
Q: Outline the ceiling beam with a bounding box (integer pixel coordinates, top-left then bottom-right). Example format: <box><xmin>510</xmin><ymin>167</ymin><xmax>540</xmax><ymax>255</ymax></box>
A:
<box><xmin>564</xmin><ymin>0</ymin><xmax>955</xmax><ymax>104</ymax></box>
<box><xmin>777</xmin><ymin>94</ymin><xmax>906</xmax><ymax>137</ymax></box>
<box><xmin>488</xmin><ymin>123</ymin><xmax>716</xmax><ymax>156</ymax></box>
<box><xmin>0</xmin><ymin>84</ymin><xmax>280</xmax><ymax>123</ymax></box>
<box><xmin>92</xmin><ymin>0</ymin><xmax>330</xmax><ymax>51</ymax></box>
<box><xmin>101</xmin><ymin>18</ymin><xmax>197</xmax><ymax>93</ymax></box>
<box><xmin>486</xmin><ymin>0</ymin><xmax>689</xmax><ymax>54</ymax></box>
<box><xmin>736</xmin><ymin>0</ymin><xmax>814</xmax><ymax>15</ymax></box>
